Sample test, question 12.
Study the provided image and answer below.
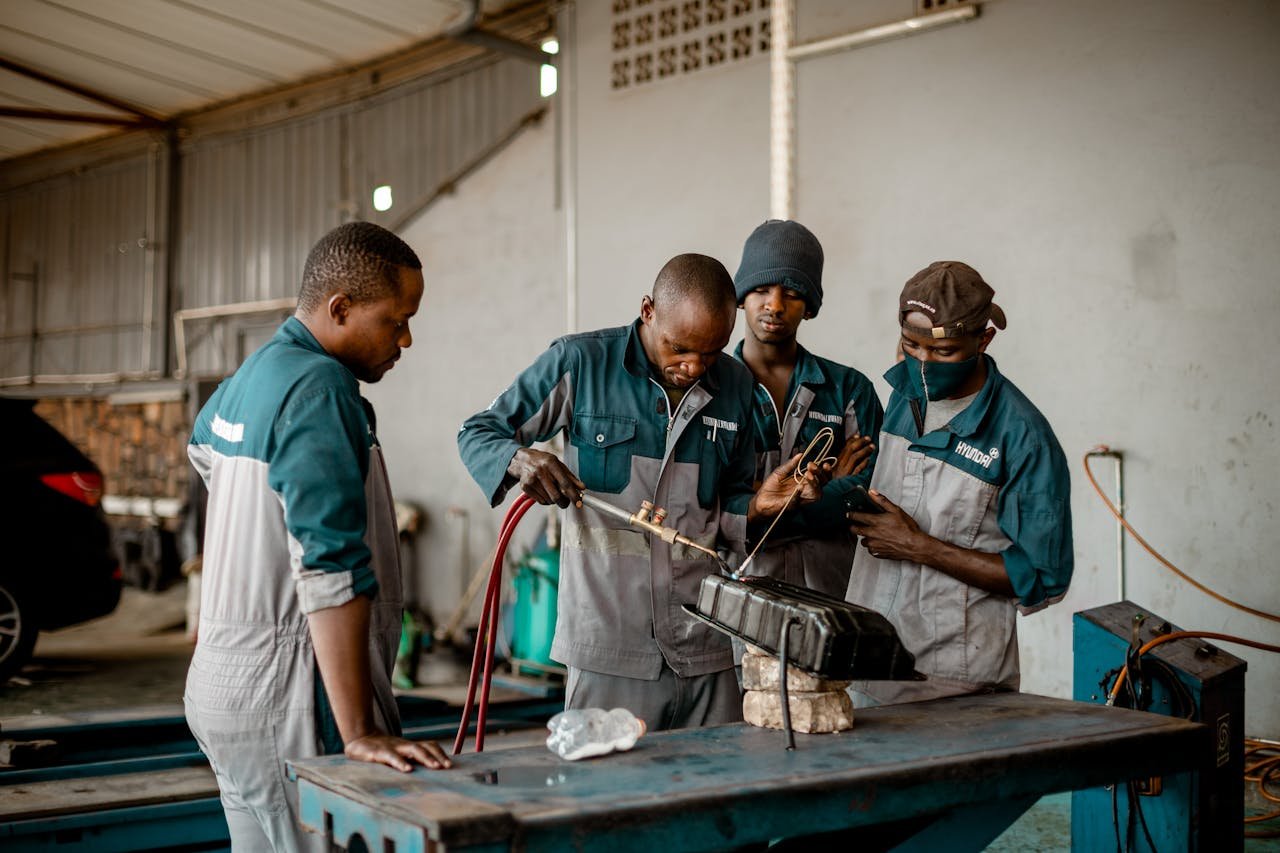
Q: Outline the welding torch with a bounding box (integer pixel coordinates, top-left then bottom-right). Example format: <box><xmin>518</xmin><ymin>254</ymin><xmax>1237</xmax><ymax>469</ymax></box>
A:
<box><xmin>577</xmin><ymin>492</ymin><xmax>722</xmax><ymax>562</ymax></box>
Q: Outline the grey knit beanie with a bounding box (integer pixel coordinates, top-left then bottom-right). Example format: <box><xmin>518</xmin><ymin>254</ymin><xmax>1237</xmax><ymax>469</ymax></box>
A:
<box><xmin>733</xmin><ymin>219</ymin><xmax>825</xmax><ymax>317</ymax></box>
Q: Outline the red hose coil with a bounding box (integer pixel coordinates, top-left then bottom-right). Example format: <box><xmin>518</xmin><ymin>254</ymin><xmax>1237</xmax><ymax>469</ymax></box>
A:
<box><xmin>452</xmin><ymin>493</ymin><xmax>537</xmax><ymax>755</ymax></box>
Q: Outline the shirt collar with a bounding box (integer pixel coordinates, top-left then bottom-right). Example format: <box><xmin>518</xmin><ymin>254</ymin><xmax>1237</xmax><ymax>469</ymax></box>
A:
<box><xmin>277</xmin><ymin>316</ymin><xmax>361</xmax><ymax>385</ymax></box>
<box><xmin>277</xmin><ymin>315</ymin><xmax>328</xmax><ymax>355</ymax></box>
<box><xmin>791</xmin><ymin>344</ymin><xmax>825</xmax><ymax>387</ymax></box>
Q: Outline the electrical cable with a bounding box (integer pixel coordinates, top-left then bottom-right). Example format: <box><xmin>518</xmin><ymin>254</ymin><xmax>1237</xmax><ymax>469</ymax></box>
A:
<box><xmin>1128</xmin><ymin>780</ymin><xmax>1159</xmax><ymax>853</ymax></box>
<box><xmin>1083</xmin><ymin>449</ymin><xmax>1280</xmax><ymax>624</ymax></box>
<box><xmin>1102</xmin><ymin>630</ymin><xmax>1280</xmax><ymax>843</ymax></box>
<box><xmin>1112</xmin><ymin>784</ymin><xmax>1122</xmax><ymax>853</ymax></box>
<box><xmin>1106</xmin><ymin>631</ymin><xmax>1280</xmax><ymax>705</ymax></box>
<box><xmin>736</xmin><ymin>426</ymin><xmax>836</xmax><ymax>577</ymax></box>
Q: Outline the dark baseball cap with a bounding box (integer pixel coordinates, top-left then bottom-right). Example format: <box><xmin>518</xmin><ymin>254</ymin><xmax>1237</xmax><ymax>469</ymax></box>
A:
<box><xmin>899</xmin><ymin>261</ymin><xmax>1007</xmax><ymax>338</ymax></box>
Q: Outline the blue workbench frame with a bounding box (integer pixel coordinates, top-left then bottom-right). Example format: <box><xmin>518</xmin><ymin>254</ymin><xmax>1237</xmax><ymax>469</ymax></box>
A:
<box><xmin>290</xmin><ymin>692</ymin><xmax>1208</xmax><ymax>852</ymax></box>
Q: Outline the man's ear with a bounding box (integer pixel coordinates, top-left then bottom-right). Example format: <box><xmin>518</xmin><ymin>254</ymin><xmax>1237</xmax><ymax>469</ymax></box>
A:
<box><xmin>804</xmin><ymin>310</ymin><xmax>815</xmax><ymax>320</ymax></box>
<box><xmin>639</xmin><ymin>294</ymin><xmax>655</xmax><ymax>325</ymax></box>
<box><xmin>977</xmin><ymin>327</ymin><xmax>996</xmax><ymax>352</ymax></box>
<box><xmin>327</xmin><ymin>293</ymin><xmax>351</xmax><ymax>325</ymax></box>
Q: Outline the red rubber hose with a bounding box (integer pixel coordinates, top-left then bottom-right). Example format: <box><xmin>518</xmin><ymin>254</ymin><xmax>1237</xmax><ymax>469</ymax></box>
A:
<box><xmin>476</xmin><ymin>495</ymin><xmax>537</xmax><ymax>751</ymax></box>
<box><xmin>452</xmin><ymin>493</ymin><xmax>536</xmax><ymax>755</ymax></box>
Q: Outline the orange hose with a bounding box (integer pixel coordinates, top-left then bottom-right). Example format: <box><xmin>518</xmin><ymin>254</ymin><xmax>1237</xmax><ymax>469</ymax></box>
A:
<box><xmin>1106</xmin><ymin>631</ymin><xmax>1280</xmax><ymax>703</ymax></box>
<box><xmin>1245</xmin><ymin>739</ymin><xmax>1280</xmax><ymax>835</ymax></box>
<box><xmin>1083</xmin><ymin>450</ymin><xmax>1280</xmax><ymax>624</ymax></box>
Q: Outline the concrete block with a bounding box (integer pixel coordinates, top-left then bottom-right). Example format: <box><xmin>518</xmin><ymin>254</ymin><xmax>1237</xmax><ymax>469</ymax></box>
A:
<box><xmin>742</xmin><ymin>688</ymin><xmax>854</xmax><ymax>733</ymax></box>
<box><xmin>741</xmin><ymin>649</ymin><xmax>850</xmax><ymax>692</ymax></box>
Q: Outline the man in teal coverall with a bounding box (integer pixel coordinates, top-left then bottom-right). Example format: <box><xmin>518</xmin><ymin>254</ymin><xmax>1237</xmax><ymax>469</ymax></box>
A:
<box><xmin>188</xmin><ymin>222</ymin><xmax>450</xmax><ymax>852</ymax></box>
<box><xmin>846</xmin><ymin>261</ymin><xmax>1074</xmax><ymax>706</ymax></box>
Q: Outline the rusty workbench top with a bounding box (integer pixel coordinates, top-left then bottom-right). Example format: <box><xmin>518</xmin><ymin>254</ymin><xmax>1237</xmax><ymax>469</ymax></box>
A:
<box><xmin>289</xmin><ymin>691</ymin><xmax>1208</xmax><ymax>852</ymax></box>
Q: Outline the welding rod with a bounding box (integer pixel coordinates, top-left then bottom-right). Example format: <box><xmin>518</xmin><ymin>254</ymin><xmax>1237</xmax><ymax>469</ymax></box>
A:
<box><xmin>578</xmin><ymin>492</ymin><xmax>720</xmax><ymax>560</ymax></box>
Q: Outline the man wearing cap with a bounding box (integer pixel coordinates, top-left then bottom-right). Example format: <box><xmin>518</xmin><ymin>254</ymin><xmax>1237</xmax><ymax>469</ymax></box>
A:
<box><xmin>845</xmin><ymin>261</ymin><xmax>1073</xmax><ymax>705</ymax></box>
<box><xmin>730</xmin><ymin>220</ymin><xmax>882</xmax><ymax>596</ymax></box>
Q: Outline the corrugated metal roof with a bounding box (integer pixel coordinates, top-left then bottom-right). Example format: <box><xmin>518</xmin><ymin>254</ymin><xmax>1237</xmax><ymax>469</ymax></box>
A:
<box><xmin>0</xmin><ymin>0</ymin><xmax>525</xmax><ymax>160</ymax></box>
<box><xmin>0</xmin><ymin>0</ymin><xmax>552</xmax><ymax>384</ymax></box>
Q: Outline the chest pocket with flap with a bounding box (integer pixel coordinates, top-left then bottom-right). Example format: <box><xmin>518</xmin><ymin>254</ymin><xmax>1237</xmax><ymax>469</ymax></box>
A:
<box><xmin>571</xmin><ymin>413</ymin><xmax>636</xmax><ymax>493</ymax></box>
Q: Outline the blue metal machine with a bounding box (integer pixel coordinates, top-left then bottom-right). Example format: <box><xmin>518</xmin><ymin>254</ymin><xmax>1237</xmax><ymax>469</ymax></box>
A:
<box><xmin>1072</xmin><ymin>600</ymin><xmax>1247</xmax><ymax>852</ymax></box>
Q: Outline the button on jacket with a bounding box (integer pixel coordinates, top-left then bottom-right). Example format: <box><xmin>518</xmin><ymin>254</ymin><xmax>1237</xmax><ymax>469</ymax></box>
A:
<box><xmin>458</xmin><ymin>321</ymin><xmax>758</xmax><ymax>680</ymax></box>
<box><xmin>186</xmin><ymin>318</ymin><xmax>403</xmax><ymax>850</ymax></box>
<box><xmin>847</xmin><ymin>355</ymin><xmax>1072</xmax><ymax>701</ymax></box>
<box><xmin>731</xmin><ymin>342</ymin><xmax>884</xmax><ymax>598</ymax></box>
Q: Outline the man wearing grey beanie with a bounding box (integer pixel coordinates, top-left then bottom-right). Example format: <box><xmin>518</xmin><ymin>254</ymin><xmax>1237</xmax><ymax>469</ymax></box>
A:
<box><xmin>730</xmin><ymin>219</ymin><xmax>883</xmax><ymax>597</ymax></box>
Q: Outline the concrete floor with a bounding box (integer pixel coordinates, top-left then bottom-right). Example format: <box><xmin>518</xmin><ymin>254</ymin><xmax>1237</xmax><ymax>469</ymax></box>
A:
<box><xmin>1</xmin><ymin>583</ymin><xmax>1276</xmax><ymax>851</ymax></box>
<box><xmin>0</xmin><ymin>582</ymin><xmax>193</xmax><ymax>720</ymax></box>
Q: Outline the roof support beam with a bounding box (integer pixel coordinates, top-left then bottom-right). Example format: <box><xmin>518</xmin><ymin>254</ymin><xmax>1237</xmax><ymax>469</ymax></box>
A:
<box><xmin>444</xmin><ymin>0</ymin><xmax>549</xmax><ymax>65</ymax></box>
<box><xmin>0</xmin><ymin>56</ymin><xmax>163</xmax><ymax>124</ymax></box>
<box><xmin>0</xmin><ymin>106</ymin><xmax>158</xmax><ymax>127</ymax></box>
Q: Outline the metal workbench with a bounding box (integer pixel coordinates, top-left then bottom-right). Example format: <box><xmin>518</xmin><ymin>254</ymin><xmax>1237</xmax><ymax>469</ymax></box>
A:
<box><xmin>0</xmin><ymin>693</ymin><xmax>562</xmax><ymax>851</ymax></box>
<box><xmin>289</xmin><ymin>692</ymin><xmax>1208</xmax><ymax>852</ymax></box>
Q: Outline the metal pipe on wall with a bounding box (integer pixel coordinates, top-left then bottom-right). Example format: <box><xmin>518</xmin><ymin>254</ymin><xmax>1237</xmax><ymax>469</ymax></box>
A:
<box><xmin>769</xmin><ymin>0</ymin><xmax>794</xmax><ymax>221</ymax></box>
<box><xmin>445</xmin><ymin>0</ymin><xmax>551</xmax><ymax>66</ymax></box>
<box><xmin>559</xmin><ymin>1</ymin><xmax>578</xmax><ymax>334</ymax></box>
<box><xmin>769</xmin><ymin>4</ymin><xmax>980</xmax><ymax>220</ymax></box>
<box><xmin>172</xmin><ymin>297</ymin><xmax>296</xmax><ymax>379</ymax></box>
<box><xmin>161</xmin><ymin>128</ymin><xmax>181</xmax><ymax>377</ymax></box>
<box><xmin>1086</xmin><ymin>448</ymin><xmax>1127</xmax><ymax>601</ymax></box>
<box><xmin>141</xmin><ymin>142</ymin><xmax>159</xmax><ymax>377</ymax></box>
<box><xmin>787</xmin><ymin>6</ymin><xmax>979</xmax><ymax>62</ymax></box>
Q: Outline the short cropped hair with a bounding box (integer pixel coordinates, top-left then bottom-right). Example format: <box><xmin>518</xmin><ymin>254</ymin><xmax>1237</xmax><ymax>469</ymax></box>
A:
<box><xmin>652</xmin><ymin>253</ymin><xmax>736</xmax><ymax>315</ymax></box>
<box><xmin>297</xmin><ymin>221</ymin><xmax>422</xmax><ymax>314</ymax></box>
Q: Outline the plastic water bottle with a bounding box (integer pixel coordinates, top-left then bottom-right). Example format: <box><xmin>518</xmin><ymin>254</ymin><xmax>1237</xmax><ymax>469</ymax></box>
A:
<box><xmin>545</xmin><ymin>707</ymin><xmax>646</xmax><ymax>761</ymax></box>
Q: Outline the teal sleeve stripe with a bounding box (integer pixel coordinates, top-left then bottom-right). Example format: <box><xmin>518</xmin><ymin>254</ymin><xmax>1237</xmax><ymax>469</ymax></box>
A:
<box><xmin>458</xmin><ymin>342</ymin><xmax>574</xmax><ymax>506</ymax></box>
<box><xmin>269</xmin><ymin>386</ymin><xmax>373</xmax><ymax>577</ymax></box>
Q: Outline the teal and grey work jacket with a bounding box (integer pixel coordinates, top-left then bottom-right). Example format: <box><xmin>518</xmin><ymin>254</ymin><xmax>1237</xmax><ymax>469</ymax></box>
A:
<box><xmin>186</xmin><ymin>318</ymin><xmax>402</xmax><ymax>758</ymax></box>
<box><xmin>846</xmin><ymin>355</ymin><xmax>1072</xmax><ymax>700</ymax></box>
<box><xmin>731</xmin><ymin>342</ymin><xmax>884</xmax><ymax>598</ymax></box>
<box><xmin>457</xmin><ymin>320</ymin><xmax>758</xmax><ymax>679</ymax></box>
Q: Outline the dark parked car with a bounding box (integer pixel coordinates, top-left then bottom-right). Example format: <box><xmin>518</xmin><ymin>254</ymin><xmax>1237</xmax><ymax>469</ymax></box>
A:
<box><xmin>0</xmin><ymin>398</ymin><xmax>122</xmax><ymax>682</ymax></box>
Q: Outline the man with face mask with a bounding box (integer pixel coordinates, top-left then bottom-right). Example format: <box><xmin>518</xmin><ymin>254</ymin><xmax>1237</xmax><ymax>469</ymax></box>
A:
<box><xmin>845</xmin><ymin>261</ymin><xmax>1073</xmax><ymax>705</ymax></box>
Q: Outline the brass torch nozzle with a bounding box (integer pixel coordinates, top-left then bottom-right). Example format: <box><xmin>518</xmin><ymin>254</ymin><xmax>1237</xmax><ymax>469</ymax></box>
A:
<box><xmin>578</xmin><ymin>492</ymin><xmax>719</xmax><ymax>560</ymax></box>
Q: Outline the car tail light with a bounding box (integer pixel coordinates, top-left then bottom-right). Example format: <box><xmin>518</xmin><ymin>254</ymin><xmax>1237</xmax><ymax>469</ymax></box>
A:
<box><xmin>40</xmin><ymin>471</ymin><xmax>104</xmax><ymax>507</ymax></box>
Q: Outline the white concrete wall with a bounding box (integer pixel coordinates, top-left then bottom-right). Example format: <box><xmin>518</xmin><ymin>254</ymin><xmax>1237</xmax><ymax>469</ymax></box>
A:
<box><xmin>365</xmin><ymin>113</ymin><xmax>563</xmax><ymax>630</ymax></box>
<box><xmin>379</xmin><ymin>0</ymin><xmax>1280</xmax><ymax>733</ymax></box>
